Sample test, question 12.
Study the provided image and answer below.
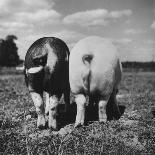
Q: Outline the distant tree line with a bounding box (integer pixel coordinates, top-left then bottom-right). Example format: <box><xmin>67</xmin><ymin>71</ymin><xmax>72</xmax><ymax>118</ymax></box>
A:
<box><xmin>0</xmin><ymin>35</ymin><xmax>23</xmax><ymax>67</ymax></box>
<box><xmin>122</xmin><ymin>61</ymin><xmax>155</xmax><ymax>71</ymax></box>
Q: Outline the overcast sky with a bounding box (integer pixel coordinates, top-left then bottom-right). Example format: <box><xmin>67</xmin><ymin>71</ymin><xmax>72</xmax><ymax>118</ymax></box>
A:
<box><xmin>0</xmin><ymin>0</ymin><xmax>155</xmax><ymax>61</ymax></box>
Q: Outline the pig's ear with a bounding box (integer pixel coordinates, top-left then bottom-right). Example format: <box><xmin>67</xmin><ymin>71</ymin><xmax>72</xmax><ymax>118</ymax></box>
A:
<box><xmin>27</xmin><ymin>66</ymin><xmax>44</xmax><ymax>74</ymax></box>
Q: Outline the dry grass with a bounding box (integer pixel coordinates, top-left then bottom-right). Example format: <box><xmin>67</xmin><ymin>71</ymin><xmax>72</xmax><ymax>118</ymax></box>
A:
<box><xmin>0</xmin><ymin>71</ymin><xmax>155</xmax><ymax>155</ymax></box>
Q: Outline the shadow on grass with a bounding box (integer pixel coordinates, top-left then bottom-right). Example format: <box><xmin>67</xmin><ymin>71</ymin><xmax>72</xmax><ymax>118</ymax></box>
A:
<box><xmin>28</xmin><ymin>102</ymin><xmax>126</xmax><ymax>130</ymax></box>
<box><xmin>57</xmin><ymin>102</ymin><xmax>126</xmax><ymax>129</ymax></box>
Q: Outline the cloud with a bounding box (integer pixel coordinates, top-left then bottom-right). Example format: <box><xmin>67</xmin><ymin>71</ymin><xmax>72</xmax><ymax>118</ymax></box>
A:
<box><xmin>0</xmin><ymin>21</ymin><xmax>33</xmax><ymax>30</ymax></box>
<box><xmin>151</xmin><ymin>21</ymin><xmax>155</xmax><ymax>28</ymax></box>
<box><xmin>52</xmin><ymin>30</ymin><xmax>87</xmax><ymax>49</ymax></box>
<box><xmin>110</xmin><ymin>10</ymin><xmax>132</xmax><ymax>18</ymax></box>
<box><xmin>145</xmin><ymin>40</ymin><xmax>155</xmax><ymax>44</ymax></box>
<box><xmin>23</xmin><ymin>30</ymin><xmax>85</xmax><ymax>44</ymax></box>
<box><xmin>0</xmin><ymin>0</ymin><xmax>61</xmax><ymax>32</ymax></box>
<box><xmin>63</xmin><ymin>9</ymin><xmax>108</xmax><ymax>26</ymax></box>
<box><xmin>0</xmin><ymin>0</ymin><xmax>54</xmax><ymax>14</ymax></box>
<box><xmin>117</xmin><ymin>42</ymin><xmax>155</xmax><ymax>62</ymax></box>
<box><xmin>15</xmin><ymin>9</ymin><xmax>61</xmax><ymax>24</ymax></box>
<box><xmin>112</xmin><ymin>38</ymin><xmax>132</xmax><ymax>44</ymax></box>
<box><xmin>111</xmin><ymin>38</ymin><xmax>154</xmax><ymax>61</ymax></box>
<box><xmin>52</xmin><ymin>30</ymin><xmax>86</xmax><ymax>43</ymax></box>
<box><xmin>63</xmin><ymin>9</ymin><xmax>132</xmax><ymax>27</ymax></box>
<box><xmin>128</xmin><ymin>48</ymin><xmax>154</xmax><ymax>62</ymax></box>
<box><xmin>124</xmin><ymin>28</ymin><xmax>146</xmax><ymax>34</ymax></box>
<box><xmin>116</xmin><ymin>45</ymin><xmax>154</xmax><ymax>62</ymax></box>
<box><xmin>125</xmin><ymin>19</ymin><xmax>131</xmax><ymax>24</ymax></box>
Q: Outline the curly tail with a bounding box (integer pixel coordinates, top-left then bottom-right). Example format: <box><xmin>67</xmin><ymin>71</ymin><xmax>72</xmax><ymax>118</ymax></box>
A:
<box><xmin>82</xmin><ymin>54</ymin><xmax>93</xmax><ymax>93</ymax></box>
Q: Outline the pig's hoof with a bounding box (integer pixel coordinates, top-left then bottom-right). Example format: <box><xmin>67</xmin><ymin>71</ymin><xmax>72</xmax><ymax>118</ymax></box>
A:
<box><xmin>48</xmin><ymin>121</ymin><xmax>58</xmax><ymax>131</ymax></box>
<box><xmin>74</xmin><ymin>123</ymin><xmax>82</xmax><ymax>128</ymax></box>
<box><xmin>99</xmin><ymin>117</ymin><xmax>107</xmax><ymax>123</ymax></box>
<box><xmin>74</xmin><ymin>121</ymin><xmax>84</xmax><ymax>128</ymax></box>
<box><xmin>37</xmin><ymin>115</ymin><xmax>46</xmax><ymax>130</ymax></box>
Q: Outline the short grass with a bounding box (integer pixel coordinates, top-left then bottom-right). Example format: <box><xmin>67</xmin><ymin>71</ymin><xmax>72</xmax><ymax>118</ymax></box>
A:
<box><xmin>0</xmin><ymin>71</ymin><xmax>155</xmax><ymax>155</ymax></box>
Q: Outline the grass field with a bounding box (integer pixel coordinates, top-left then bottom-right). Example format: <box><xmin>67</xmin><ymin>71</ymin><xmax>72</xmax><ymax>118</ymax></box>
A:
<box><xmin>0</xmin><ymin>70</ymin><xmax>155</xmax><ymax>155</ymax></box>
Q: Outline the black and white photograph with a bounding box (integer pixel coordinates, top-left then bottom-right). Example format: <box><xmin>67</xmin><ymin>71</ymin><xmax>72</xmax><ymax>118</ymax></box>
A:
<box><xmin>0</xmin><ymin>0</ymin><xmax>155</xmax><ymax>154</ymax></box>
